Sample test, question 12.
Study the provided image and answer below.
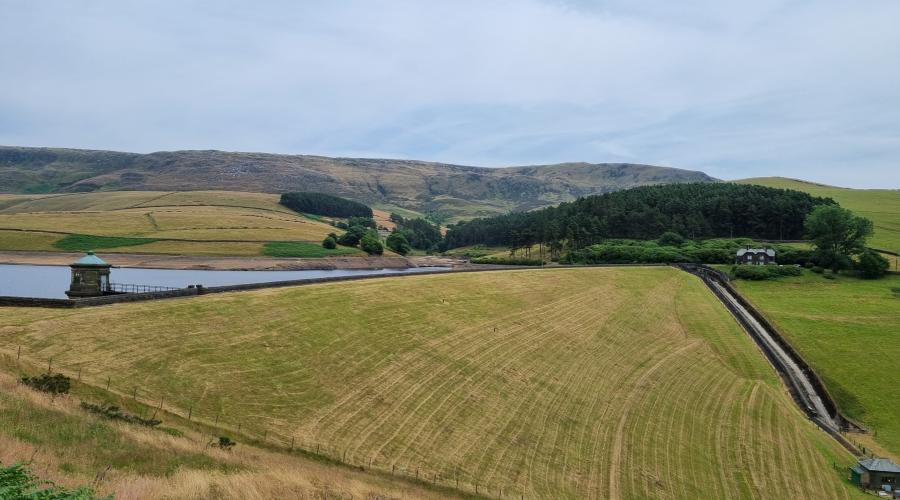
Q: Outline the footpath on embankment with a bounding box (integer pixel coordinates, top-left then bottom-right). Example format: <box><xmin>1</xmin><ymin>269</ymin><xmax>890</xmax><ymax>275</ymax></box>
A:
<box><xmin>677</xmin><ymin>264</ymin><xmax>862</xmax><ymax>456</ymax></box>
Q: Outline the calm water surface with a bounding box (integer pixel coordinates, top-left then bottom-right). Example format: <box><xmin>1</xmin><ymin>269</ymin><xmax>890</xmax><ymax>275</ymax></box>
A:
<box><xmin>0</xmin><ymin>264</ymin><xmax>449</xmax><ymax>299</ymax></box>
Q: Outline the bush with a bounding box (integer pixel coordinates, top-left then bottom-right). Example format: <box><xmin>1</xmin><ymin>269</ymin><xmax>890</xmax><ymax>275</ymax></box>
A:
<box><xmin>337</xmin><ymin>226</ymin><xmax>367</xmax><ymax>247</ymax></box>
<box><xmin>0</xmin><ymin>462</ymin><xmax>98</xmax><ymax>498</ymax></box>
<box><xmin>216</xmin><ymin>436</ymin><xmax>236</xmax><ymax>450</ymax></box>
<box><xmin>322</xmin><ymin>235</ymin><xmax>337</xmax><ymax>249</ymax></box>
<box><xmin>21</xmin><ymin>373</ymin><xmax>70</xmax><ymax>394</ymax></box>
<box><xmin>385</xmin><ymin>231</ymin><xmax>412</xmax><ymax>255</ymax></box>
<box><xmin>359</xmin><ymin>233</ymin><xmax>384</xmax><ymax>255</ymax></box>
<box><xmin>733</xmin><ymin>265</ymin><xmax>802</xmax><ymax>280</ymax></box>
<box><xmin>80</xmin><ymin>402</ymin><xmax>161</xmax><ymax>427</ymax></box>
<box><xmin>657</xmin><ymin>231</ymin><xmax>686</xmax><ymax>247</ymax></box>
<box><xmin>348</xmin><ymin>216</ymin><xmax>376</xmax><ymax>229</ymax></box>
<box><xmin>811</xmin><ymin>266</ymin><xmax>824</xmax><ymax>274</ymax></box>
<box><xmin>856</xmin><ymin>250</ymin><xmax>889</xmax><ymax>279</ymax></box>
<box><xmin>279</xmin><ymin>192</ymin><xmax>372</xmax><ymax>218</ymax></box>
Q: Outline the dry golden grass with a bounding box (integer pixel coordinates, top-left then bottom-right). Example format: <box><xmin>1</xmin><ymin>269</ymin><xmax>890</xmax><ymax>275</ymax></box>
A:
<box><xmin>0</xmin><ymin>229</ymin><xmax>62</xmax><ymax>251</ymax></box>
<box><xmin>0</xmin><ymin>191</ymin><xmax>339</xmax><ymax>255</ymax></box>
<box><xmin>0</xmin><ymin>370</ymin><xmax>461</xmax><ymax>500</ymax></box>
<box><xmin>0</xmin><ymin>267</ymin><xmax>862</xmax><ymax>499</ymax></box>
<box><xmin>0</xmin><ymin>191</ymin><xmax>290</xmax><ymax>214</ymax></box>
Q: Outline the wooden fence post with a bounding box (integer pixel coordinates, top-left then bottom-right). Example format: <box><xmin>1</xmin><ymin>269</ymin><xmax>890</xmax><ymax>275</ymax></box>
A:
<box><xmin>105</xmin><ymin>376</ymin><xmax>110</xmax><ymax>390</ymax></box>
<box><xmin>17</xmin><ymin>345</ymin><xmax>21</xmax><ymax>360</ymax></box>
<box><xmin>47</xmin><ymin>358</ymin><xmax>52</xmax><ymax>373</ymax></box>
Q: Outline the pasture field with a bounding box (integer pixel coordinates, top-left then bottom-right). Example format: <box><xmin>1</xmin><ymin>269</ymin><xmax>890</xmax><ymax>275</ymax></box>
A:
<box><xmin>732</xmin><ymin>271</ymin><xmax>900</xmax><ymax>458</ymax></box>
<box><xmin>0</xmin><ymin>370</ymin><xmax>456</xmax><ymax>499</ymax></box>
<box><xmin>0</xmin><ymin>191</ymin><xmax>349</xmax><ymax>256</ymax></box>
<box><xmin>736</xmin><ymin>177</ymin><xmax>900</xmax><ymax>252</ymax></box>
<box><xmin>0</xmin><ymin>267</ymin><xmax>861</xmax><ymax>499</ymax></box>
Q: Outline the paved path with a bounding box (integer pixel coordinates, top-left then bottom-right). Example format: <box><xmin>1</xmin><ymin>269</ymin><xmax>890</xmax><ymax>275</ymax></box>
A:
<box><xmin>709</xmin><ymin>280</ymin><xmax>840</xmax><ymax>431</ymax></box>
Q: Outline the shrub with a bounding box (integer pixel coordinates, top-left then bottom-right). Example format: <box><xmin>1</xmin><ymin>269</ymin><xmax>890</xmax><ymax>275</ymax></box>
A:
<box><xmin>811</xmin><ymin>266</ymin><xmax>824</xmax><ymax>274</ymax></box>
<box><xmin>348</xmin><ymin>216</ymin><xmax>376</xmax><ymax>229</ymax></box>
<box><xmin>322</xmin><ymin>235</ymin><xmax>337</xmax><ymax>249</ymax></box>
<box><xmin>0</xmin><ymin>462</ymin><xmax>98</xmax><ymax>498</ymax></box>
<box><xmin>856</xmin><ymin>250</ymin><xmax>889</xmax><ymax>279</ymax></box>
<box><xmin>80</xmin><ymin>402</ymin><xmax>161</xmax><ymax>427</ymax></box>
<box><xmin>337</xmin><ymin>226</ymin><xmax>367</xmax><ymax>247</ymax></box>
<box><xmin>21</xmin><ymin>373</ymin><xmax>70</xmax><ymax>394</ymax></box>
<box><xmin>657</xmin><ymin>231</ymin><xmax>686</xmax><ymax>247</ymax></box>
<box><xmin>733</xmin><ymin>265</ymin><xmax>802</xmax><ymax>280</ymax></box>
<box><xmin>216</xmin><ymin>436</ymin><xmax>236</xmax><ymax>450</ymax></box>
<box><xmin>359</xmin><ymin>233</ymin><xmax>384</xmax><ymax>255</ymax></box>
<box><xmin>385</xmin><ymin>231</ymin><xmax>412</xmax><ymax>255</ymax></box>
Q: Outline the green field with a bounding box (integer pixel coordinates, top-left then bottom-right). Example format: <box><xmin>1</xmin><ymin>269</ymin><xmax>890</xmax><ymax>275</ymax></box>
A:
<box><xmin>737</xmin><ymin>177</ymin><xmax>900</xmax><ymax>252</ymax></box>
<box><xmin>262</xmin><ymin>241</ymin><xmax>361</xmax><ymax>258</ymax></box>
<box><xmin>0</xmin><ymin>268</ymin><xmax>861</xmax><ymax>499</ymax></box>
<box><xmin>0</xmin><ymin>191</ymin><xmax>346</xmax><ymax>256</ymax></box>
<box><xmin>732</xmin><ymin>271</ymin><xmax>900</xmax><ymax>458</ymax></box>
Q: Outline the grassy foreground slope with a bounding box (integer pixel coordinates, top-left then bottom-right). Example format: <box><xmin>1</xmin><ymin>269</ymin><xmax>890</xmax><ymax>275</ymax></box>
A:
<box><xmin>733</xmin><ymin>271</ymin><xmax>900</xmax><ymax>457</ymax></box>
<box><xmin>0</xmin><ymin>191</ymin><xmax>357</xmax><ymax>256</ymax></box>
<box><xmin>736</xmin><ymin>177</ymin><xmax>900</xmax><ymax>252</ymax></box>
<box><xmin>0</xmin><ymin>371</ymin><xmax>458</xmax><ymax>499</ymax></box>
<box><xmin>0</xmin><ymin>268</ymin><xmax>859</xmax><ymax>499</ymax></box>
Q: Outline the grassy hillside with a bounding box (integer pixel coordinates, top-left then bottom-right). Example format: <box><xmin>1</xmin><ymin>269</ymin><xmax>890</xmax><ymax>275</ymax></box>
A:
<box><xmin>0</xmin><ymin>191</ymin><xmax>359</xmax><ymax>257</ymax></box>
<box><xmin>736</xmin><ymin>177</ymin><xmax>900</xmax><ymax>252</ymax></box>
<box><xmin>732</xmin><ymin>271</ymin><xmax>900</xmax><ymax>458</ymax></box>
<box><xmin>0</xmin><ymin>146</ymin><xmax>716</xmax><ymax>221</ymax></box>
<box><xmin>0</xmin><ymin>371</ymin><xmax>459</xmax><ymax>498</ymax></box>
<box><xmin>0</xmin><ymin>268</ymin><xmax>860</xmax><ymax>499</ymax></box>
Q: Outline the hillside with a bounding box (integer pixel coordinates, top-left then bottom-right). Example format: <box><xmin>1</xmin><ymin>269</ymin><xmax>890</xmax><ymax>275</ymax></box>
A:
<box><xmin>736</xmin><ymin>177</ymin><xmax>900</xmax><ymax>252</ymax></box>
<box><xmin>0</xmin><ymin>146</ymin><xmax>716</xmax><ymax>221</ymax></box>
<box><xmin>0</xmin><ymin>191</ymin><xmax>357</xmax><ymax>257</ymax></box>
<box><xmin>733</xmin><ymin>271</ymin><xmax>900</xmax><ymax>459</ymax></box>
<box><xmin>0</xmin><ymin>268</ymin><xmax>860</xmax><ymax>499</ymax></box>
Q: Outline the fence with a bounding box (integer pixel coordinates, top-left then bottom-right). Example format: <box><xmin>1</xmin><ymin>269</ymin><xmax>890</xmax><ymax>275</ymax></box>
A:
<box><xmin>1</xmin><ymin>344</ymin><xmax>526</xmax><ymax>499</ymax></box>
<box><xmin>107</xmin><ymin>283</ymin><xmax>181</xmax><ymax>294</ymax></box>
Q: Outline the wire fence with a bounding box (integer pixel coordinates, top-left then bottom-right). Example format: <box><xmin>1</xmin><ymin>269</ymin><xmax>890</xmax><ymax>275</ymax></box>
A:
<box><xmin>2</xmin><ymin>345</ymin><xmax>527</xmax><ymax>499</ymax></box>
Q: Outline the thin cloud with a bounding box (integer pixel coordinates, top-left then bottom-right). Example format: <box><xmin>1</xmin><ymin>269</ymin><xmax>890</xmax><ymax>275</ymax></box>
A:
<box><xmin>0</xmin><ymin>0</ymin><xmax>897</xmax><ymax>187</ymax></box>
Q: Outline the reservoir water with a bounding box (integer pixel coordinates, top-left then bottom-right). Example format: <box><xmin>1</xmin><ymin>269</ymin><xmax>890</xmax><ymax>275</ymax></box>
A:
<box><xmin>0</xmin><ymin>264</ymin><xmax>449</xmax><ymax>299</ymax></box>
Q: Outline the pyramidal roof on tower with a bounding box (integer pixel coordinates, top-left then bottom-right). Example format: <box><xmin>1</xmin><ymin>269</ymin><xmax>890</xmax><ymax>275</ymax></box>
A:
<box><xmin>72</xmin><ymin>251</ymin><xmax>110</xmax><ymax>267</ymax></box>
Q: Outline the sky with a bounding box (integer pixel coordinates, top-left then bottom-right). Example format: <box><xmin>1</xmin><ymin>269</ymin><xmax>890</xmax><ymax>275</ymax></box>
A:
<box><xmin>1</xmin><ymin>0</ymin><xmax>898</xmax><ymax>188</ymax></box>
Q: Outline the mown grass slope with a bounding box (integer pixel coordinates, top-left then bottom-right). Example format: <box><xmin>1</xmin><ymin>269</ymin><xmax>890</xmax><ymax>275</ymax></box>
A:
<box><xmin>732</xmin><ymin>271</ymin><xmax>900</xmax><ymax>458</ymax></box>
<box><xmin>0</xmin><ymin>268</ymin><xmax>860</xmax><ymax>499</ymax></box>
<box><xmin>0</xmin><ymin>370</ymin><xmax>458</xmax><ymax>499</ymax></box>
<box><xmin>0</xmin><ymin>191</ymin><xmax>352</xmax><ymax>256</ymax></box>
<box><xmin>736</xmin><ymin>177</ymin><xmax>900</xmax><ymax>252</ymax></box>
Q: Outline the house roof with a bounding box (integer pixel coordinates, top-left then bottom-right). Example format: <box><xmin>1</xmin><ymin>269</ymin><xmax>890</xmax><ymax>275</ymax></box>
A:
<box><xmin>735</xmin><ymin>248</ymin><xmax>776</xmax><ymax>257</ymax></box>
<box><xmin>72</xmin><ymin>251</ymin><xmax>110</xmax><ymax>267</ymax></box>
<box><xmin>858</xmin><ymin>458</ymin><xmax>900</xmax><ymax>473</ymax></box>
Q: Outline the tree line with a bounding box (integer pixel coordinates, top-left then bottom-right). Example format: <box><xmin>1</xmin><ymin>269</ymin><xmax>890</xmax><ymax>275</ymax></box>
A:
<box><xmin>280</xmin><ymin>192</ymin><xmax>373</xmax><ymax>218</ymax></box>
<box><xmin>443</xmin><ymin>183</ymin><xmax>835</xmax><ymax>250</ymax></box>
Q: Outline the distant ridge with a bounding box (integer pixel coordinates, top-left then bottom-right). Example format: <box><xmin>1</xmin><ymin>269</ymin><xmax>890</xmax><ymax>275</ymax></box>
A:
<box><xmin>0</xmin><ymin>145</ymin><xmax>717</xmax><ymax>220</ymax></box>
